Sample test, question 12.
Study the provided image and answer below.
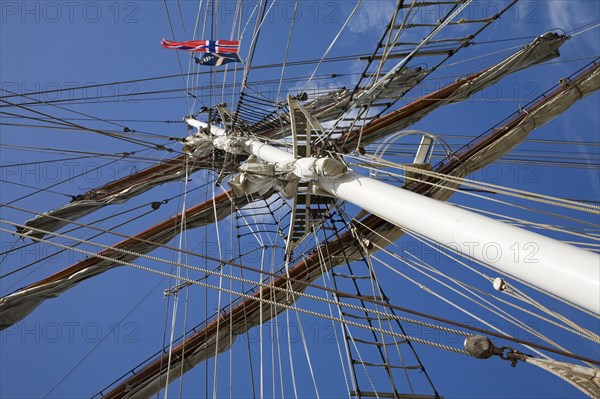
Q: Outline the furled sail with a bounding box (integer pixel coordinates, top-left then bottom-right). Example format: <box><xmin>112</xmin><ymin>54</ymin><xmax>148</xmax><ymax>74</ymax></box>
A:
<box><xmin>338</xmin><ymin>32</ymin><xmax>568</xmax><ymax>148</ymax></box>
<box><xmin>1</xmin><ymin>190</ymin><xmax>250</xmax><ymax>330</ymax></box>
<box><xmin>419</xmin><ymin>61</ymin><xmax>600</xmax><ymax>201</ymax></box>
<box><xmin>17</xmin><ymin>156</ymin><xmax>212</xmax><ymax>239</ymax></box>
<box><xmin>523</xmin><ymin>357</ymin><xmax>600</xmax><ymax>399</ymax></box>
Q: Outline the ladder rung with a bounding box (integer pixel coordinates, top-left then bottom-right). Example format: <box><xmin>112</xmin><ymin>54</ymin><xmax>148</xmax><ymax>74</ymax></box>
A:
<box><xmin>341</xmin><ymin>311</ymin><xmax>394</xmax><ymax>322</ymax></box>
<box><xmin>350</xmin><ymin>391</ymin><xmax>397</xmax><ymax>398</ymax></box>
<box><xmin>348</xmin><ymin>337</ymin><xmax>382</xmax><ymax>347</ymax></box>
<box><xmin>350</xmin><ymin>391</ymin><xmax>442</xmax><ymax>399</ymax></box>
<box><xmin>352</xmin><ymin>360</ymin><xmax>421</xmax><ymax>370</ymax></box>
<box><xmin>349</xmin><ymin>337</ymin><xmax>408</xmax><ymax>346</ymax></box>
<box><xmin>320</xmin><ymin>226</ymin><xmax>337</xmax><ymax>231</ymax></box>
<box><xmin>332</xmin><ymin>272</ymin><xmax>371</xmax><ymax>280</ymax></box>
<box><xmin>336</xmin><ymin>293</ymin><xmax>388</xmax><ymax>301</ymax></box>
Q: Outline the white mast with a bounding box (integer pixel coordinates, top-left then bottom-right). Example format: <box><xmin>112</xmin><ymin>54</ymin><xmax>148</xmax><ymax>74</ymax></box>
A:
<box><xmin>186</xmin><ymin>117</ymin><xmax>600</xmax><ymax>314</ymax></box>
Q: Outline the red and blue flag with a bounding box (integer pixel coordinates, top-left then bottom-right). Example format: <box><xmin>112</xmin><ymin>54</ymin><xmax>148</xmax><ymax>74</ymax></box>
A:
<box><xmin>161</xmin><ymin>39</ymin><xmax>242</xmax><ymax>66</ymax></box>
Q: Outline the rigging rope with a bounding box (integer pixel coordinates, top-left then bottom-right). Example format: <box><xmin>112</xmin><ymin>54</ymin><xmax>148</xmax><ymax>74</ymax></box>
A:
<box><xmin>5</xmin><ymin>219</ymin><xmax>596</xmax><ymax>365</ymax></box>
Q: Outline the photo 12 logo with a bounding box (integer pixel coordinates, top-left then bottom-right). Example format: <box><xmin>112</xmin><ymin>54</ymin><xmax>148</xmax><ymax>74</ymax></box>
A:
<box><xmin>0</xmin><ymin>159</ymin><xmax>141</xmax><ymax>186</ymax></box>
<box><xmin>1</xmin><ymin>81</ymin><xmax>139</xmax><ymax>104</ymax></box>
<box><xmin>1</xmin><ymin>321</ymin><xmax>140</xmax><ymax>344</ymax></box>
<box><xmin>1</xmin><ymin>2</ymin><xmax>140</xmax><ymax>24</ymax></box>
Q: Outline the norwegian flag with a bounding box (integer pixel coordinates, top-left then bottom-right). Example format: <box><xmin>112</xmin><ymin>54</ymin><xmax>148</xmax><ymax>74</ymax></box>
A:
<box><xmin>161</xmin><ymin>38</ymin><xmax>242</xmax><ymax>66</ymax></box>
<box><xmin>161</xmin><ymin>39</ymin><xmax>240</xmax><ymax>54</ymax></box>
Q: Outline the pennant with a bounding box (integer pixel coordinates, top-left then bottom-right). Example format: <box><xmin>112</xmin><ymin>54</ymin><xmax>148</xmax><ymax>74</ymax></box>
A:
<box><xmin>193</xmin><ymin>52</ymin><xmax>242</xmax><ymax>66</ymax></box>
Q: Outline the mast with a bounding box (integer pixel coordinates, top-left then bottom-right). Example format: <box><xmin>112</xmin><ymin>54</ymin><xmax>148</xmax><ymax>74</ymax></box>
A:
<box><xmin>187</xmin><ymin>111</ymin><xmax>599</xmax><ymax>314</ymax></box>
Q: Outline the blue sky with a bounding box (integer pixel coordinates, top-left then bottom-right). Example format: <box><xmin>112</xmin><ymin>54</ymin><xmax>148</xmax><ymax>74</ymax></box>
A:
<box><xmin>1</xmin><ymin>1</ymin><xmax>599</xmax><ymax>398</ymax></box>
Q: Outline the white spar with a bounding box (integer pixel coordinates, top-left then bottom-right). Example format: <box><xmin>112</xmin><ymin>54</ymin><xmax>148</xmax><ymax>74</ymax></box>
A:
<box><xmin>185</xmin><ymin>118</ymin><xmax>600</xmax><ymax>314</ymax></box>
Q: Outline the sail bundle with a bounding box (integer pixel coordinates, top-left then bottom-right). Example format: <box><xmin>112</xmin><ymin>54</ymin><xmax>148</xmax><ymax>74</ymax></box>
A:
<box><xmin>422</xmin><ymin>61</ymin><xmax>600</xmax><ymax>201</ymax></box>
<box><xmin>523</xmin><ymin>357</ymin><xmax>600</xmax><ymax>399</ymax></box>
<box><xmin>338</xmin><ymin>32</ymin><xmax>569</xmax><ymax>148</ymax></box>
<box><xmin>16</xmin><ymin>156</ymin><xmax>214</xmax><ymax>239</ymax></box>
<box><xmin>0</xmin><ymin>190</ymin><xmax>248</xmax><ymax>330</ymax></box>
